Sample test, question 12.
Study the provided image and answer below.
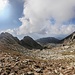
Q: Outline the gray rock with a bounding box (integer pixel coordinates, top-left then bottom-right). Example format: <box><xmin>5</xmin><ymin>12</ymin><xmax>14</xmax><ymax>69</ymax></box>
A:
<box><xmin>9</xmin><ymin>73</ymin><xmax>15</xmax><ymax>75</ymax></box>
<box><xmin>27</xmin><ymin>71</ymin><xmax>34</xmax><ymax>75</ymax></box>
<box><xmin>34</xmin><ymin>68</ymin><xmax>43</xmax><ymax>73</ymax></box>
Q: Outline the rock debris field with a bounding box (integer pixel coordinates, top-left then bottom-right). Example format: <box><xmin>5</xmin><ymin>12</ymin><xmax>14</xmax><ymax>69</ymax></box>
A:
<box><xmin>0</xmin><ymin>47</ymin><xmax>75</xmax><ymax>75</ymax></box>
<box><xmin>0</xmin><ymin>32</ymin><xmax>75</xmax><ymax>75</ymax></box>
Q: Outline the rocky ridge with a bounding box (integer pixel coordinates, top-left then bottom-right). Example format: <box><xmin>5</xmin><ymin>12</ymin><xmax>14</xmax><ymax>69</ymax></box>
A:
<box><xmin>60</xmin><ymin>31</ymin><xmax>75</xmax><ymax>45</ymax></box>
<box><xmin>0</xmin><ymin>32</ymin><xmax>75</xmax><ymax>75</ymax></box>
<box><xmin>0</xmin><ymin>32</ymin><xmax>43</xmax><ymax>50</ymax></box>
<box><xmin>20</xmin><ymin>36</ymin><xmax>43</xmax><ymax>49</ymax></box>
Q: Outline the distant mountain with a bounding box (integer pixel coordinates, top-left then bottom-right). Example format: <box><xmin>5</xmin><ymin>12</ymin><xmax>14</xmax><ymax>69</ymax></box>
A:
<box><xmin>0</xmin><ymin>31</ymin><xmax>74</xmax><ymax>51</ymax></box>
<box><xmin>60</xmin><ymin>31</ymin><xmax>75</xmax><ymax>45</ymax></box>
<box><xmin>20</xmin><ymin>36</ymin><xmax>43</xmax><ymax>49</ymax></box>
<box><xmin>0</xmin><ymin>32</ymin><xmax>43</xmax><ymax>50</ymax></box>
<box><xmin>36</xmin><ymin>37</ymin><xmax>60</xmax><ymax>45</ymax></box>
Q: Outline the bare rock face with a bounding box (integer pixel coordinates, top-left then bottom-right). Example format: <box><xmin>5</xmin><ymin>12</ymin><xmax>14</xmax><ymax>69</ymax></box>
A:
<box><xmin>60</xmin><ymin>31</ymin><xmax>75</xmax><ymax>45</ymax></box>
<box><xmin>0</xmin><ymin>32</ymin><xmax>20</xmax><ymax>44</ymax></box>
<box><xmin>0</xmin><ymin>32</ymin><xmax>26</xmax><ymax>53</ymax></box>
<box><xmin>20</xmin><ymin>36</ymin><xmax>43</xmax><ymax>49</ymax></box>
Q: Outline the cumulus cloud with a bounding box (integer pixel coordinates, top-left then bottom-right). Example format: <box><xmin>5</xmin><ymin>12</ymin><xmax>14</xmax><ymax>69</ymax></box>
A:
<box><xmin>1</xmin><ymin>0</ymin><xmax>75</xmax><ymax>39</ymax></box>
<box><xmin>18</xmin><ymin>0</ymin><xmax>75</xmax><ymax>37</ymax></box>
<box><xmin>0</xmin><ymin>0</ymin><xmax>9</xmax><ymax>11</ymax></box>
<box><xmin>0</xmin><ymin>29</ymin><xmax>16</xmax><ymax>35</ymax></box>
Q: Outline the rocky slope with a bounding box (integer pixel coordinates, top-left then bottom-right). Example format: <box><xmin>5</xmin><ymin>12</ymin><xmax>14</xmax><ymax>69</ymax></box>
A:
<box><xmin>0</xmin><ymin>32</ymin><xmax>75</xmax><ymax>75</ymax></box>
<box><xmin>33</xmin><ymin>31</ymin><xmax>75</xmax><ymax>60</ymax></box>
<box><xmin>20</xmin><ymin>36</ymin><xmax>43</xmax><ymax>49</ymax></box>
<box><xmin>0</xmin><ymin>47</ymin><xmax>75</xmax><ymax>75</ymax></box>
<box><xmin>0</xmin><ymin>32</ymin><xmax>43</xmax><ymax>51</ymax></box>
<box><xmin>60</xmin><ymin>31</ymin><xmax>75</xmax><ymax>45</ymax></box>
<box><xmin>0</xmin><ymin>32</ymin><xmax>27</xmax><ymax>54</ymax></box>
<box><xmin>0</xmin><ymin>32</ymin><xmax>20</xmax><ymax>44</ymax></box>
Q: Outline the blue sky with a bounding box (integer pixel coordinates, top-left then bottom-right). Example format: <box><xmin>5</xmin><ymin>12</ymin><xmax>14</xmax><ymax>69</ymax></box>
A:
<box><xmin>0</xmin><ymin>0</ymin><xmax>23</xmax><ymax>30</ymax></box>
<box><xmin>0</xmin><ymin>0</ymin><xmax>75</xmax><ymax>39</ymax></box>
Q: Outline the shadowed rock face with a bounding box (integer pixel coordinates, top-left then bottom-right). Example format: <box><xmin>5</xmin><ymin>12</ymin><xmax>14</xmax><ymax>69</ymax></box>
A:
<box><xmin>36</xmin><ymin>37</ymin><xmax>60</xmax><ymax>45</ymax></box>
<box><xmin>60</xmin><ymin>31</ymin><xmax>75</xmax><ymax>44</ymax></box>
<box><xmin>20</xmin><ymin>36</ymin><xmax>43</xmax><ymax>49</ymax></box>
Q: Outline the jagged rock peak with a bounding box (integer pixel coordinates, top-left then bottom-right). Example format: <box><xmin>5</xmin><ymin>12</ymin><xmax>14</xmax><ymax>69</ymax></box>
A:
<box><xmin>20</xmin><ymin>36</ymin><xmax>43</xmax><ymax>49</ymax></box>
<box><xmin>0</xmin><ymin>32</ymin><xmax>13</xmax><ymax>38</ymax></box>
<box><xmin>0</xmin><ymin>32</ymin><xmax>20</xmax><ymax>44</ymax></box>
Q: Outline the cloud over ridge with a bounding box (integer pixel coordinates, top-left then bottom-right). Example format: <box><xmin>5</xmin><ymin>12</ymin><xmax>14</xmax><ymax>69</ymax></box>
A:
<box><xmin>18</xmin><ymin>0</ymin><xmax>75</xmax><ymax>36</ymax></box>
<box><xmin>2</xmin><ymin>0</ymin><xmax>75</xmax><ymax>38</ymax></box>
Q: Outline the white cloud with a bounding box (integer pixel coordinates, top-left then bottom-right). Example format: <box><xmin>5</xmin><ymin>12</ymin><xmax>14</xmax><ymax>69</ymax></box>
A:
<box><xmin>1</xmin><ymin>0</ymin><xmax>75</xmax><ymax>39</ymax></box>
<box><xmin>0</xmin><ymin>29</ymin><xmax>16</xmax><ymax>35</ymax></box>
<box><xmin>0</xmin><ymin>0</ymin><xmax>9</xmax><ymax>11</ymax></box>
<box><xmin>17</xmin><ymin>0</ymin><xmax>75</xmax><ymax>37</ymax></box>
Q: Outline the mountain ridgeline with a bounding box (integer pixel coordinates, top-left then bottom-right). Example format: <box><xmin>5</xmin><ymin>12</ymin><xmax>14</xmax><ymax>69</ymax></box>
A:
<box><xmin>0</xmin><ymin>31</ymin><xmax>75</xmax><ymax>51</ymax></box>
<box><xmin>36</xmin><ymin>31</ymin><xmax>75</xmax><ymax>45</ymax></box>
<box><xmin>36</xmin><ymin>37</ymin><xmax>60</xmax><ymax>45</ymax></box>
<box><xmin>0</xmin><ymin>32</ymin><xmax>20</xmax><ymax>44</ymax></box>
<box><xmin>60</xmin><ymin>31</ymin><xmax>75</xmax><ymax>45</ymax></box>
<box><xmin>0</xmin><ymin>32</ymin><xmax>43</xmax><ymax>50</ymax></box>
<box><xmin>20</xmin><ymin>36</ymin><xmax>43</xmax><ymax>49</ymax></box>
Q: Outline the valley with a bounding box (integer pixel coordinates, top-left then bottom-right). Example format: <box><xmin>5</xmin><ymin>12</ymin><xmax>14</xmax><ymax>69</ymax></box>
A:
<box><xmin>0</xmin><ymin>32</ymin><xmax>75</xmax><ymax>75</ymax></box>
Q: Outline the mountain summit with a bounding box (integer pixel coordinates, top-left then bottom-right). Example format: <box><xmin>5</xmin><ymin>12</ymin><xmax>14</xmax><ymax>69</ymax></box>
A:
<box><xmin>20</xmin><ymin>36</ymin><xmax>43</xmax><ymax>49</ymax></box>
<box><xmin>0</xmin><ymin>32</ymin><xmax>20</xmax><ymax>44</ymax></box>
<box><xmin>0</xmin><ymin>32</ymin><xmax>43</xmax><ymax>50</ymax></box>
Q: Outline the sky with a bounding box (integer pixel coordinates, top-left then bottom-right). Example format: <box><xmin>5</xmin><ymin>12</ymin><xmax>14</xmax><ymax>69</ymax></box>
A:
<box><xmin>0</xmin><ymin>0</ymin><xmax>75</xmax><ymax>39</ymax></box>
